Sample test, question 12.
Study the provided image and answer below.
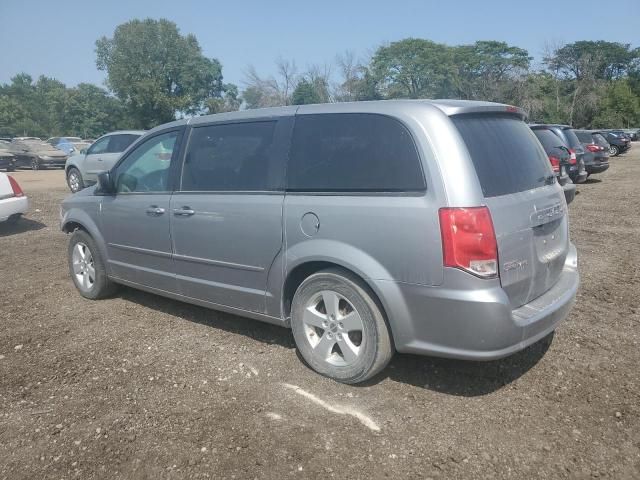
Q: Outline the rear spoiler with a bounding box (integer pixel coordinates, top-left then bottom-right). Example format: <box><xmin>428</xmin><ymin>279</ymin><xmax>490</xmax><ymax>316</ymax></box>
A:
<box><xmin>436</xmin><ymin>104</ymin><xmax>528</xmax><ymax>121</ymax></box>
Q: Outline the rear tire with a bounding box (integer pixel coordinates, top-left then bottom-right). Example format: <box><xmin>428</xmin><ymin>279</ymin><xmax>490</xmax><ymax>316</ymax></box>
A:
<box><xmin>68</xmin><ymin>229</ymin><xmax>118</xmax><ymax>300</ymax></box>
<box><xmin>291</xmin><ymin>268</ymin><xmax>393</xmax><ymax>384</ymax></box>
<box><xmin>31</xmin><ymin>158</ymin><xmax>40</xmax><ymax>170</ymax></box>
<box><xmin>609</xmin><ymin>145</ymin><xmax>619</xmax><ymax>156</ymax></box>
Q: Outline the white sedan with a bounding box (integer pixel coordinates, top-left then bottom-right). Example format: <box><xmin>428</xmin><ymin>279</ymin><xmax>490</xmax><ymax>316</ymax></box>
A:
<box><xmin>0</xmin><ymin>172</ymin><xmax>28</xmax><ymax>223</ymax></box>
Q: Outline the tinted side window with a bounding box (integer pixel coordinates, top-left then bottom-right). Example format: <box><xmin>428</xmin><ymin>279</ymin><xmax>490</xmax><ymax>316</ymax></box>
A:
<box><xmin>181</xmin><ymin>121</ymin><xmax>281</xmax><ymax>191</ymax></box>
<box><xmin>287</xmin><ymin>113</ymin><xmax>425</xmax><ymax>192</ymax></box>
<box><xmin>107</xmin><ymin>134</ymin><xmax>140</xmax><ymax>153</ymax></box>
<box><xmin>87</xmin><ymin>136</ymin><xmax>110</xmax><ymax>155</ymax></box>
<box><xmin>115</xmin><ymin>131</ymin><xmax>178</xmax><ymax>193</ymax></box>
<box><xmin>452</xmin><ymin>114</ymin><xmax>552</xmax><ymax>197</ymax></box>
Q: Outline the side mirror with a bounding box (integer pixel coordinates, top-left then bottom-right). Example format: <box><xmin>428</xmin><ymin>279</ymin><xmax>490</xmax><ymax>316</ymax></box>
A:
<box><xmin>96</xmin><ymin>171</ymin><xmax>115</xmax><ymax>195</ymax></box>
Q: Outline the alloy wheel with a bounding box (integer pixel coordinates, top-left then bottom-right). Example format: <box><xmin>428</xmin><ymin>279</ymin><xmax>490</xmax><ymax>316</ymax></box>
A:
<box><xmin>68</xmin><ymin>171</ymin><xmax>80</xmax><ymax>192</ymax></box>
<box><xmin>71</xmin><ymin>242</ymin><xmax>96</xmax><ymax>292</ymax></box>
<box><xmin>301</xmin><ymin>290</ymin><xmax>364</xmax><ymax>366</ymax></box>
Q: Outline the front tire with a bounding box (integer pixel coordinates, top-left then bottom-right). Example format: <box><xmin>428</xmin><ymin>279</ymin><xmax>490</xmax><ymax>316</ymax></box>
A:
<box><xmin>67</xmin><ymin>167</ymin><xmax>84</xmax><ymax>193</ymax></box>
<box><xmin>291</xmin><ymin>268</ymin><xmax>393</xmax><ymax>384</ymax></box>
<box><xmin>609</xmin><ymin>145</ymin><xmax>619</xmax><ymax>156</ymax></box>
<box><xmin>68</xmin><ymin>230</ymin><xmax>117</xmax><ymax>299</ymax></box>
<box><xmin>31</xmin><ymin>158</ymin><xmax>41</xmax><ymax>170</ymax></box>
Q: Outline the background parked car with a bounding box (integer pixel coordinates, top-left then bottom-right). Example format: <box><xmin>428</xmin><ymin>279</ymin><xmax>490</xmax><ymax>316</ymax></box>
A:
<box><xmin>9</xmin><ymin>138</ymin><xmax>68</xmax><ymax>170</ymax></box>
<box><xmin>573</xmin><ymin>130</ymin><xmax>610</xmax><ymax>177</ymax></box>
<box><xmin>530</xmin><ymin>124</ymin><xmax>588</xmax><ymax>183</ymax></box>
<box><xmin>65</xmin><ymin>130</ymin><xmax>144</xmax><ymax>192</ymax></box>
<box><xmin>46</xmin><ymin>137</ymin><xmax>92</xmax><ymax>156</ymax></box>
<box><xmin>620</xmin><ymin>129</ymin><xmax>639</xmax><ymax>141</ymax></box>
<box><xmin>0</xmin><ymin>172</ymin><xmax>27</xmax><ymax>223</ymax></box>
<box><xmin>0</xmin><ymin>140</ymin><xmax>17</xmax><ymax>171</ymax></box>
<box><xmin>595</xmin><ymin>131</ymin><xmax>630</xmax><ymax>156</ymax></box>
<box><xmin>531</xmin><ymin>127</ymin><xmax>576</xmax><ymax>204</ymax></box>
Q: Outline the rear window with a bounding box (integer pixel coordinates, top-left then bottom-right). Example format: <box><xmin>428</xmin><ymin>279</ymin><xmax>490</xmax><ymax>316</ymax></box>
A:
<box><xmin>593</xmin><ymin>133</ymin><xmax>608</xmax><ymax>146</ymax></box>
<box><xmin>573</xmin><ymin>130</ymin><xmax>594</xmax><ymax>143</ymax></box>
<box><xmin>287</xmin><ymin>113</ymin><xmax>425</xmax><ymax>192</ymax></box>
<box><xmin>561</xmin><ymin>128</ymin><xmax>582</xmax><ymax>149</ymax></box>
<box><xmin>533</xmin><ymin>128</ymin><xmax>567</xmax><ymax>153</ymax></box>
<box><xmin>452</xmin><ymin>114</ymin><xmax>552</xmax><ymax>197</ymax></box>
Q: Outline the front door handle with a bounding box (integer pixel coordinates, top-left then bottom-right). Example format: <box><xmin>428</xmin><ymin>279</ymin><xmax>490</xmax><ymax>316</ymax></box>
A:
<box><xmin>146</xmin><ymin>206</ymin><xmax>165</xmax><ymax>216</ymax></box>
<box><xmin>173</xmin><ymin>207</ymin><xmax>195</xmax><ymax>217</ymax></box>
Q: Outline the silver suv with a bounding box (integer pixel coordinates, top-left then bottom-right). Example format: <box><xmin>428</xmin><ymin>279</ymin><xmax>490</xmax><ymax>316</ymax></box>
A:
<box><xmin>60</xmin><ymin>100</ymin><xmax>579</xmax><ymax>384</ymax></box>
<box><xmin>65</xmin><ymin>131</ymin><xmax>144</xmax><ymax>193</ymax></box>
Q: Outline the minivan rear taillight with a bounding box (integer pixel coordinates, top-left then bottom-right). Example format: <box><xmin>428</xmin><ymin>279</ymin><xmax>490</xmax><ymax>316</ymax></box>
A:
<box><xmin>548</xmin><ymin>155</ymin><xmax>560</xmax><ymax>173</ymax></box>
<box><xmin>7</xmin><ymin>175</ymin><xmax>24</xmax><ymax>197</ymax></box>
<box><xmin>586</xmin><ymin>144</ymin><xmax>600</xmax><ymax>153</ymax></box>
<box><xmin>439</xmin><ymin>207</ymin><xmax>498</xmax><ymax>279</ymax></box>
<box><xmin>568</xmin><ymin>149</ymin><xmax>577</xmax><ymax>165</ymax></box>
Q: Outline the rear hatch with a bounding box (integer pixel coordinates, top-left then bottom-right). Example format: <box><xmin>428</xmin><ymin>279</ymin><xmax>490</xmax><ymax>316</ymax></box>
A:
<box><xmin>452</xmin><ymin>114</ymin><xmax>570</xmax><ymax>308</ymax></box>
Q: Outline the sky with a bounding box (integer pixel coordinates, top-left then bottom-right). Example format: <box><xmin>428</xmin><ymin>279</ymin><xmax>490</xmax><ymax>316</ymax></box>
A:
<box><xmin>1</xmin><ymin>0</ymin><xmax>639</xmax><ymax>90</ymax></box>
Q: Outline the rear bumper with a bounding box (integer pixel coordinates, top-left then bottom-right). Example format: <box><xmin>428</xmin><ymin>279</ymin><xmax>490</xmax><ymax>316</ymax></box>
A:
<box><xmin>0</xmin><ymin>196</ymin><xmax>29</xmax><ymax>222</ymax></box>
<box><xmin>377</xmin><ymin>244</ymin><xmax>579</xmax><ymax>361</ymax></box>
<box><xmin>586</xmin><ymin>163</ymin><xmax>609</xmax><ymax>174</ymax></box>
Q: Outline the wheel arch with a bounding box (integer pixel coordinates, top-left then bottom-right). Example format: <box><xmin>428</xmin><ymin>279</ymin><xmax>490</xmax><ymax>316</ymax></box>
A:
<box><xmin>61</xmin><ymin>210</ymin><xmax>110</xmax><ymax>273</ymax></box>
<box><xmin>282</xmin><ymin>254</ymin><xmax>401</xmax><ymax>350</ymax></box>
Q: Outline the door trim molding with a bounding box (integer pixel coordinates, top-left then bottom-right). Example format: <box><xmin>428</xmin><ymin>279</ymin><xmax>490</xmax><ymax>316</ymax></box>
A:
<box><xmin>108</xmin><ymin>242</ymin><xmax>172</xmax><ymax>259</ymax></box>
<box><xmin>173</xmin><ymin>253</ymin><xmax>264</xmax><ymax>272</ymax></box>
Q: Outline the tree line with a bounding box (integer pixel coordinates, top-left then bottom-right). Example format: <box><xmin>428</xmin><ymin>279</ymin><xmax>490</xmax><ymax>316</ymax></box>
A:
<box><xmin>1</xmin><ymin>18</ymin><xmax>638</xmax><ymax>139</ymax></box>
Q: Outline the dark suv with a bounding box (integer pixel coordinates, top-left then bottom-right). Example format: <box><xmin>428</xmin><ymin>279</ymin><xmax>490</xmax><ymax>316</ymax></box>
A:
<box><xmin>573</xmin><ymin>130</ymin><xmax>609</xmax><ymax>177</ymax></box>
<box><xmin>595</xmin><ymin>131</ymin><xmax>630</xmax><ymax>156</ymax></box>
<box><xmin>531</xmin><ymin>128</ymin><xmax>576</xmax><ymax>204</ymax></box>
<box><xmin>530</xmin><ymin>125</ymin><xmax>588</xmax><ymax>183</ymax></box>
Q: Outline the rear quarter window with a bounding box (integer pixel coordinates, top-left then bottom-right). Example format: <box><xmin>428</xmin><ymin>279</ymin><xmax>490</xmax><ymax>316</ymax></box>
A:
<box><xmin>287</xmin><ymin>113</ymin><xmax>425</xmax><ymax>192</ymax></box>
<box><xmin>452</xmin><ymin>114</ymin><xmax>552</xmax><ymax>197</ymax></box>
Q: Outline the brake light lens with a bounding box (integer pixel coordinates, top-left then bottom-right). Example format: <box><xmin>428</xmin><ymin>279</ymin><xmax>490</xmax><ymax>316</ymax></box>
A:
<box><xmin>7</xmin><ymin>175</ymin><xmax>24</xmax><ymax>197</ymax></box>
<box><xmin>548</xmin><ymin>155</ymin><xmax>560</xmax><ymax>173</ymax></box>
<box><xmin>568</xmin><ymin>149</ymin><xmax>577</xmax><ymax>165</ymax></box>
<box><xmin>586</xmin><ymin>144</ymin><xmax>600</xmax><ymax>152</ymax></box>
<box><xmin>439</xmin><ymin>207</ymin><xmax>498</xmax><ymax>278</ymax></box>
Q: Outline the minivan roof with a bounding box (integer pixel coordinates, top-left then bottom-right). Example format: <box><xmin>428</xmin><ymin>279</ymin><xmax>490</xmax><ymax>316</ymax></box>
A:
<box><xmin>147</xmin><ymin>100</ymin><xmax>527</xmax><ymax>135</ymax></box>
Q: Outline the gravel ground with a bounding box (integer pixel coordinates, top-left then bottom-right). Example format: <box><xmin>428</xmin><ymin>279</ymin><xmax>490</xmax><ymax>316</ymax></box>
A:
<box><xmin>1</xmin><ymin>152</ymin><xmax>639</xmax><ymax>480</ymax></box>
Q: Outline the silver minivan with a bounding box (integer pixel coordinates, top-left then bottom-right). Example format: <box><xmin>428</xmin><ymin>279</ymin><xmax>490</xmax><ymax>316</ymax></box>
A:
<box><xmin>60</xmin><ymin>100</ymin><xmax>579</xmax><ymax>383</ymax></box>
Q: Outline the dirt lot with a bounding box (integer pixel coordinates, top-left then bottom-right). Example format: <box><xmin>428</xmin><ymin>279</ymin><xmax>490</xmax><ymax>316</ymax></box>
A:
<box><xmin>1</xmin><ymin>153</ymin><xmax>639</xmax><ymax>480</ymax></box>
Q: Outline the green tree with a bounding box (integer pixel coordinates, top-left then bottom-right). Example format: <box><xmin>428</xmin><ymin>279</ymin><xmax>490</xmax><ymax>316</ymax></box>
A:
<box><xmin>96</xmin><ymin>18</ymin><xmax>231</xmax><ymax>128</ymax></box>
<box><xmin>370</xmin><ymin>38</ymin><xmax>456</xmax><ymax>98</ymax></box>
<box><xmin>593</xmin><ymin>79</ymin><xmax>640</xmax><ymax>128</ymax></box>
<box><xmin>291</xmin><ymin>79</ymin><xmax>324</xmax><ymax>105</ymax></box>
<box><xmin>454</xmin><ymin>41</ymin><xmax>531</xmax><ymax>101</ymax></box>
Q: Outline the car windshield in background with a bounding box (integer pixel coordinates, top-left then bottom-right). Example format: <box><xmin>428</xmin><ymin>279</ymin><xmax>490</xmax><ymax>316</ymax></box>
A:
<box><xmin>63</xmin><ymin>137</ymin><xmax>83</xmax><ymax>143</ymax></box>
<box><xmin>452</xmin><ymin>114</ymin><xmax>551</xmax><ymax>197</ymax></box>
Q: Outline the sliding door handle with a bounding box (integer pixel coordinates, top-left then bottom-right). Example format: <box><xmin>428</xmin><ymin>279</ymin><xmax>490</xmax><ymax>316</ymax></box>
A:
<box><xmin>173</xmin><ymin>207</ymin><xmax>195</xmax><ymax>217</ymax></box>
<box><xmin>145</xmin><ymin>206</ymin><xmax>165</xmax><ymax>216</ymax></box>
